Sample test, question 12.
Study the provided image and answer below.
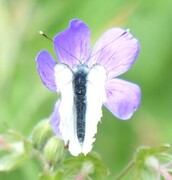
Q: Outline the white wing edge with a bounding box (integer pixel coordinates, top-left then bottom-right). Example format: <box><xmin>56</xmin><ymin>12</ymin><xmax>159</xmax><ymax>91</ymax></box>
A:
<box><xmin>54</xmin><ymin>64</ymin><xmax>82</xmax><ymax>156</ymax></box>
<box><xmin>82</xmin><ymin>64</ymin><xmax>107</xmax><ymax>155</ymax></box>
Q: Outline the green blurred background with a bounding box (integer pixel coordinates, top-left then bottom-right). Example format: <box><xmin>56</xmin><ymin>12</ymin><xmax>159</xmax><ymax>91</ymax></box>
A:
<box><xmin>0</xmin><ymin>0</ymin><xmax>172</xmax><ymax>179</ymax></box>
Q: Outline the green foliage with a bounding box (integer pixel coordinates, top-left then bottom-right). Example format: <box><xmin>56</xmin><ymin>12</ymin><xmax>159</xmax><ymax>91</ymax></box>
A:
<box><xmin>62</xmin><ymin>153</ymin><xmax>109</xmax><ymax>179</ymax></box>
<box><xmin>1</xmin><ymin>126</ymin><xmax>172</xmax><ymax>179</ymax></box>
<box><xmin>0</xmin><ymin>153</ymin><xmax>27</xmax><ymax>172</ymax></box>
<box><xmin>116</xmin><ymin>144</ymin><xmax>172</xmax><ymax>179</ymax></box>
<box><xmin>39</xmin><ymin>152</ymin><xmax>109</xmax><ymax>180</ymax></box>
<box><xmin>0</xmin><ymin>135</ymin><xmax>28</xmax><ymax>172</ymax></box>
<box><xmin>0</xmin><ymin>125</ymin><xmax>110</xmax><ymax>179</ymax></box>
<box><xmin>39</xmin><ymin>172</ymin><xmax>64</xmax><ymax>180</ymax></box>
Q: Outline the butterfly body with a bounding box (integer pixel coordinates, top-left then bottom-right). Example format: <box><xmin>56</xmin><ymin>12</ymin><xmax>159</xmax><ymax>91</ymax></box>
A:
<box><xmin>54</xmin><ymin>63</ymin><xmax>107</xmax><ymax>155</ymax></box>
<box><xmin>73</xmin><ymin>64</ymin><xmax>89</xmax><ymax>143</ymax></box>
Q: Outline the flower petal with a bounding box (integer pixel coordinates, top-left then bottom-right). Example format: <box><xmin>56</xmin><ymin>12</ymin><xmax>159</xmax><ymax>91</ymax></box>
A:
<box><xmin>104</xmin><ymin>78</ymin><xmax>141</xmax><ymax>120</ymax></box>
<box><xmin>50</xmin><ymin>100</ymin><xmax>62</xmax><ymax>138</ymax></box>
<box><xmin>54</xmin><ymin>19</ymin><xmax>90</xmax><ymax>68</ymax></box>
<box><xmin>89</xmin><ymin>28</ymin><xmax>140</xmax><ymax>79</ymax></box>
<box><xmin>36</xmin><ymin>50</ymin><xmax>57</xmax><ymax>92</ymax></box>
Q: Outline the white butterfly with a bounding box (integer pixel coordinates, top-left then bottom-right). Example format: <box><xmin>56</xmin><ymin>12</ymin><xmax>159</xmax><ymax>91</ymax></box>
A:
<box><xmin>36</xmin><ymin>19</ymin><xmax>141</xmax><ymax>156</ymax></box>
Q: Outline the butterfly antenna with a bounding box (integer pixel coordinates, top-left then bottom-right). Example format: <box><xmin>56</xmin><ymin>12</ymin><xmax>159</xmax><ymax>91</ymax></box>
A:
<box><xmin>85</xmin><ymin>31</ymin><xmax>127</xmax><ymax>63</ymax></box>
<box><xmin>39</xmin><ymin>31</ymin><xmax>81</xmax><ymax>63</ymax></box>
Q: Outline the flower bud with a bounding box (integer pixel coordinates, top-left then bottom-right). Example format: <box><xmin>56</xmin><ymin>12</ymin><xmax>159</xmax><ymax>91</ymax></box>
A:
<box><xmin>30</xmin><ymin>119</ymin><xmax>54</xmax><ymax>149</ymax></box>
<box><xmin>43</xmin><ymin>136</ymin><xmax>64</xmax><ymax>164</ymax></box>
<box><xmin>145</xmin><ymin>156</ymin><xmax>159</xmax><ymax>171</ymax></box>
<box><xmin>81</xmin><ymin>161</ymin><xmax>94</xmax><ymax>175</ymax></box>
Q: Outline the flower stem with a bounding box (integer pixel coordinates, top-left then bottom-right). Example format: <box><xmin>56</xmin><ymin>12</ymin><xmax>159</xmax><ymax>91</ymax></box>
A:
<box><xmin>115</xmin><ymin>160</ymin><xmax>135</xmax><ymax>180</ymax></box>
<box><xmin>32</xmin><ymin>148</ymin><xmax>51</xmax><ymax>172</ymax></box>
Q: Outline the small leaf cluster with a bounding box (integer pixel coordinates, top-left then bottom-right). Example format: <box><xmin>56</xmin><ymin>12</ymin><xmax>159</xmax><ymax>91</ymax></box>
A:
<box><xmin>0</xmin><ymin>119</ymin><xmax>109</xmax><ymax>180</ymax></box>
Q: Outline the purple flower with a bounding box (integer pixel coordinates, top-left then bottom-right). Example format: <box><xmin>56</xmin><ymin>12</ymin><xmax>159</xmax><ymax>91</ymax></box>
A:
<box><xmin>36</xmin><ymin>19</ymin><xmax>141</xmax><ymax>156</ymax></box>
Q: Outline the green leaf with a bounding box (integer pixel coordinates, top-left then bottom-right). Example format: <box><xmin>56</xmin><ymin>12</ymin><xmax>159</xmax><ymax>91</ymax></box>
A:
<box><xmin>39</xmin><ymin>172</ymin><xmax>63</xmax><ymax>180</ymax></box>
<box><xmin>61</xmin><ymin>152</ymin><xmax>109</xmax><ymax>179</ymax></box>
<box><xmin>129</xmin><ymin>168</ymin><xmax>159</xmax><ymax>180</ymax></box>
<box><xmin>0</xmin><ymin>139</ymin><xmax>28</xmax><ymax>172</ymax></box>
<box><xmin>7</xmin><ymin>129</ymin><xmax>25</xmax><ymax>141</ymax></box>
<box><xmin>23</xmin><ymin>139</ymin><xmax>33</xmax><ymax>154</ymax></box>
<box><xmin>149</xmin><ymin>144</ymin><xmax>171</xmax><ymax>155</ymax></box>
<box><xmin>0</xmin><ymin>153</ymin><xmax>27</xmax><ymax>171</ymax></box>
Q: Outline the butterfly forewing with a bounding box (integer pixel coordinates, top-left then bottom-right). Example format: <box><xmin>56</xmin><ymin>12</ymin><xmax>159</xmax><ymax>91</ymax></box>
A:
<box><xmin>82</xmin><ymin>64</ymin><xmax>107</xmax><ymax>154</ymax></box>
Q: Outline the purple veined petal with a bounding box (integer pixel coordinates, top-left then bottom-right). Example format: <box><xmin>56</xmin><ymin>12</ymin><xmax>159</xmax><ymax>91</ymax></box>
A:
<box><xmin>104</xmin><ymin>78</ymin><xmax>141</xmax><ymax>120</ymax></box>
<box><xmin>50</xmin><ymin>100</ymin><xmax>62</xmax><ymax>139</ymax></box>
<box><xmin>36</xmin><ymin>50</ymin><xmax>57</xmax><ymax>92</ymax></box>
<box><xmin>54</xmin><ymin>19</ymin><xmax>90</xmax><ymax>68</ymax></box>
<box><xmin>89</xmin><ymin>28</ymin><xmax>140</xmax><ymax>79</ymax></box>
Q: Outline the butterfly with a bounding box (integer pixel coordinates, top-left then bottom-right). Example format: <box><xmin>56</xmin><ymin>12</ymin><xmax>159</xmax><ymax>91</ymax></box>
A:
<box><xmin>36</xmin><ymin>19</ymin><xmax>141</xmax><ymax>156</ymax></box>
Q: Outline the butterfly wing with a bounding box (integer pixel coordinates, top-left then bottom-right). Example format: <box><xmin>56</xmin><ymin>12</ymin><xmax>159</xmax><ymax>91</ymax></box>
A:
<box><xmin>54</xmin><ymin>64</ymin><xmax>83</xmax><ymax>156</ymax></box>
<box><xmin>54</xmin><ymin>63</ymin><xmax>107</xmax><ymax>156</ymax></box>
<box><xmin>82</xmin><ymin>64</ymin><xmax>107</xmax><ymax>155</ymax></box>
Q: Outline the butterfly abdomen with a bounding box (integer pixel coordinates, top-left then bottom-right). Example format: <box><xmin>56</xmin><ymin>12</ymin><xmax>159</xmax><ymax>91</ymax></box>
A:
<box><xmin>73</xmin><ymin>65</ymin><xmax>89</xmax><ymax>143</ymax></box>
